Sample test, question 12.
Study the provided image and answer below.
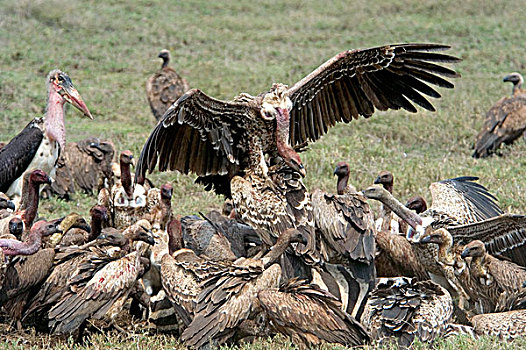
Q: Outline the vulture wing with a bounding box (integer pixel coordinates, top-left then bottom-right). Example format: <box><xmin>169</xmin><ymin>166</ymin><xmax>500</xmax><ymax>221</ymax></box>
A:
<box><xmin>473</xmin><ymin>94</ymin><xmax>526</xmax><ymax>158</ymax></box>
<box><xmin>429</xmin><ymin>176</ymin><xmax>503</xmax><ymax>224</ymax></box>
<box><xmin>449</xmin><ymin>213</ymin><xmax>526</xmax><ymax>266</ymax></box>
<box><xmin>287</xmin><ymin>43</ymin><xmax>460</xmax><ymax>146</ymax></box>
<box><xmin>135</xmin><ymin>89</ymin><xmax>257</xmax><ymax>187</ymax></box>
<box><xmin>0</xmin><ymin>119</ymin><xmax>44</xmax><ymax>193</ymax></box>
<box><xmin>258</xmin><ymin>278</ymin><xmax>369</xmax><ymax>348</ymax></box>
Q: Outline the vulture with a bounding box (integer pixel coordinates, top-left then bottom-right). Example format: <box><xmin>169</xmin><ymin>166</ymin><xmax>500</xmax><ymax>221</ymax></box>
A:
<box><xmin>362</xmin><ymin>277</ymin><xmax>454</xmax><ymax>348</ymax></box>
<box><xmin>160</xmin><ymin>218</ymin><xmax>227</xmax><ymax>328</ymax></box>
<box><xmin>0</xmin><ymin>220</ymin><xmax>63</xmax><ymax>329</ymax></box>
<box><xmin>136</xmin><ymin>43</ymin><xmax>460</xmax><ymax>277</ymax></box>
<box><xmin>47</xmin><ymin>225</ymin><xmax>154</xmax><ymax>336</ymax></box>
<box><xmin>362</xmin><ymin>177</ymin><xmax>505</xmax><ymax>279</ymax></box>
<box><xmin>100</xmin><ymin>150</ymin><xmax>152</xmax><ymax>230</ymax></box>
<box><xmin>258</xmin><ymin>278</ymin><xmax>370</xmax><ymax>349</ymax></box>
<box><xmin>0</xmin><ymin>70</ymin><xmax>92</xmax><ymax>198</ymax></box>
<box><xmin>0</xmin><ymin>169</ymin><xmax>52</xmax><ymax>237</ymax></box>
<box><xmin>310</xmin><ymin>161</ymin><xmax>376</xmax><ymax>318</ymax></box>
<box><xmin>48</xmin><ymin>138</ymin><xmax>115</xmax><ymax>198</ymax></box>
<box><xmin>473</xmin><ymin>72</ymin><xmax>526</xmax><ymax>158</ymax></box>
<box><xmin>180</xmin><ymin>228</ymin><xmax>307</xmax><ymax>348</ymax></box>
<box><xmin>460</xmin><ymin>240</ymin><xmax>526</xmax><ymax>311</ymax></box>
<box><xmin>146</xmin><ymin>49</ymin><xmax>190</xmax><ymax>121</ymax></box>
<box><xmin>22</xmin><ymin>217</ymin><xmax>152</xmax><ymax>330</ymax></box>
<box><xmin>470</xmin><ymin>309</ymin><xmax>526</xmax><ymax>340</ymax></box>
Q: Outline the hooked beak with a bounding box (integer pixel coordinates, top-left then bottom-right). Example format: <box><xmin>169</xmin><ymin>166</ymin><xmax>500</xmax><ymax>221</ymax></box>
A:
<box><xmin>503</xmin><ymin>74</ymin><xmax>513</xmax><ymax>83</ymax></box>
<box><xmin>460</xmin><ymin>247</ymin><xmax>471</xmax><ymax>259</ymax></box>
<box><xmin>373</xmin><ymin>176</ymin><xmax>381</xmax><ymax>185</ymax></box>
<box><xmin>61</xmin><ymin>83</ymin><xmax>93</xmax><ymax>119</ymax></box>
<box><xmin>97</xmin><ymin>233</ymin><xmax>107</xmax><ymax>240</ymax></box>
<box><xmin>6</xmin><ymin>200</ymin><xmax>15</xmax><ymax>211</ymax></box>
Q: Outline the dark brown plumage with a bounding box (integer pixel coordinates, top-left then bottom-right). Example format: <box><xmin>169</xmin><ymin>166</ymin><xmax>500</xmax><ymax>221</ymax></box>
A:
<box><xmin>146</xmin><ymin>49</ymin><xmax>190</xmax><ymax>121</ymax></box>
<box><xmin>47</xmin><ymin>223</ymin><xmax>154</xmax><ymax>335</ymax></box>
<box><xmin>181</xmin><ymin>228</ymin><xmax>306</xmax><ymax>348</ymax></box>
<box><xmin>258</xmin><ymin>278</ymin><xmax>370</xmax><ymax>349</ymax></box>
<box><xmin>310</xmin><ymin>162</ymin><xmax>376</xmax><ymax>318</ymax></box>
<box><xmin>461</xmin><ymin>240</ymin><xmax>526</xmax><ymax>311</ymax></box>
<box><xmin>362</xmin><ymin>277</ymin><xmax>454</xmax><ymax>348</ymax></box>
<box><xmin>473</xmin><ymin>72</ymin><xmax>526</xmax><ymax>158</ymax></box>
<box><xmin>136</xmin><ymin>44</ymin><xmax>459</xmax><ymax>285</ymax></box>
<box><xmin>0</xmin><ymin>220</ymin><xmax>62</xmax><ymax>329</ymax></box>
<box><xmin>49</xmin><ymin>138</ymin><xmax>115</xmax><ymax>198</ymax></box>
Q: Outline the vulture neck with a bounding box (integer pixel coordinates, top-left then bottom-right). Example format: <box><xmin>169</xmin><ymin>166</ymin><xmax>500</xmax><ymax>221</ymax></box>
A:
<box><xmin>336</xmin><ymin>174</ymin><xmax>349</xmax><ymax>195</ymax></box>
<box><xmin>44</xmin><ymin>86</ymin><xmax>67</xmax><ymax>150</ymax></box>
<box><xmin>167</xmin><ymin>218</ymin><xmax>183</xmax><ymax>255</ymax></box>
<box><xmin>120</xmin><ymin>161</ymin><xmax>133</xmax><ymax>198</ymax></box>
<box><xmin>161</xmin><ymin>56</ymin><xmax>170</xmax><ymax>69</ymax></box>
<box><xmin>0</xmin><ymin>228</ymin><xmax>44</xmax><ymax>256</ymax></box>
<box><xmin>512</xmin><ymin>80</ymin><xmax>523</xmax><ymax>96</ymax></box>
<box><xmin>89</xmin><ymin>214</ymin><xmax>104</xmax><ymax>242</ymax></box>
<box><xmin>470</xmin><ymin>254</ymin><xmax>489</xmax><ymax>280</ymax></box>
<box><xmin>436</xmin><ymin>231</ymin><xmax>455</xmax><ymax>266</ymax></box>
<box><xmin>18</xmin><ymin>178</ymin><xmax>42</xmax><ymax>229</ymax></box>
<box><xmin>160</xmin><ymin>197</ymin><xmax>172</xmax><ymax>229</ymax></box>
<box><xmin>274</xmin><ymin>108</ymin><xmax>299</xmax><ymax>167</ymax></box>
<box><xmin>377</xmin><ymin>191</ymin><xmax>423</xmax><ymax>230</ymax></box>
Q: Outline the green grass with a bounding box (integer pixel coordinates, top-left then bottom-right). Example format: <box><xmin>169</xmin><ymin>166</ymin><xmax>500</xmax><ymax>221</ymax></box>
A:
<box><xmin>1</xmin><ymin>0</ymin><xmax>526</xmax><ymax>348</ymax></box>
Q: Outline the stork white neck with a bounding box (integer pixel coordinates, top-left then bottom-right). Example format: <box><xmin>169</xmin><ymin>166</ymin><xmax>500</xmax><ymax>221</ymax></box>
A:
<box><xmin>45</xmin><ymin>87</ymin><xmax>67</xmax><ymax>150</ymax></box>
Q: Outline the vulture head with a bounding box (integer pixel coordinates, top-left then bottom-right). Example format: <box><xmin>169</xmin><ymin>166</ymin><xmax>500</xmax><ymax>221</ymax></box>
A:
<box><xmin>419</xmin><ymin>228</ymin><xmax>452</xmax><ymax>247</ymax></box>
<box><xmin>374</xmin><ymin>170</ymin><xmax>394</xmax><ymax>193</ymax></box>
<box><xmin>503</xmin><ymin>72</ymin><xmax>524</xmax><ymax>94</ymax></box>
<box><xmin>32</xmin><ymin>219</ymin><xmax>63</xmax><ymax>237</ymax></box>
<box><xmin>8</xmin><ymin>217</ymin><xmax>23</xmax><ymax>239</ymax></box>
<box><xmin>160</xmin><ymin>183</ymin><xmax>173</xmax><ymax>200</ymax></box>
<box><xmin>48</xmin><ymin>69</ymin><xmax>92</xmax><ymax>119</ymax></box>
<box><xmin>90</xmin><ymin>205</ymin><xmax>109</xmax><ymax>225</ymax></box>
<box><xmin>0</xmin><ymin>195</ymin><xmax>15</xmax><ymax>211</ymax></box>
<box><xmin>279</xmin><ymin>148</ymin><xmax>305</xmax><ymax>177</ymax></box>
<box><xmin>120</xmin><ymin>150</ymin><xmax>134</xmax><ymax>167</ymax></box>
<box><xmin>405</xmin><ymin>196</ymin><xmax>428</xmax><ymax>214</ymax></box>
<box><xmin>29</xmin><ymin>169</ymin><xmax>52</xmax><ymax>186</ymax></box>
<box><xmin>333</xmin><ymin>161</ymin><xmax>350</xmax><ymax>178</ymax></box>
<box><xmin>460</xmin><ymin>240</ymin><xmax>486</xmax><ymax>259</ymax></box>
<box><xmin>260</xmin><ymin>83</ymin><xmax>292</xmax><ymax>121</ymax></box>
<box><xmin>60</xmin><ymin>213</ymin><xmax>91</xmax><ymax>233</ymax></box>
<box><xmin>158</xmin><ymin>49</ymin><xmax>171</xmax><ymax>68</ymax></box>
<box><xmin>124</xmin><ymin>219</ymin><xmax>156</xmax><ymax>246</ymax></box>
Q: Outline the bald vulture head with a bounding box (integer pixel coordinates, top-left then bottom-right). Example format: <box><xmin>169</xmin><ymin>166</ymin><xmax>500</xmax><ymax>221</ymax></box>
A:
<box><xmin>405</xmin><ymin>196</ymin><xmax>428</xmax><ymax>214</ymax></box>
<box><xmin>460</xmin><ymin>240</ymin><xmax>486</xmax><ymax>259</ymax></box>
<box><xmin>374</xmin><ymin>170</ymin><xmax>394</xmax><ymax>193</ymax></box>
<box><xmin>158</xmin><ymin>49</ymin><xmax>171</xmax><ymax>69</ymax></box>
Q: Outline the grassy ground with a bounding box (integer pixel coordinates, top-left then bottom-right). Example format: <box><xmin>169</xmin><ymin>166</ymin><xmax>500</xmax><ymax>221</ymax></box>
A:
<box><xmin>1</xmin><ymin>0</ymin><xmax>525</xmax><ymax>348</ymax></box>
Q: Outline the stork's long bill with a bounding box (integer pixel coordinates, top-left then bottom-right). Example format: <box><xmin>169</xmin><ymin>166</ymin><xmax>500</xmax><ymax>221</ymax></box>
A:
<box><xmin>58</xmin><ymin>78</ymin><xmax>93</xmax><ymax>119</ymax></box>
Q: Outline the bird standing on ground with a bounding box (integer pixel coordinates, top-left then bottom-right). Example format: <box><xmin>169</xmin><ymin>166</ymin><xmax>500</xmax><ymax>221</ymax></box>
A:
<box><xmin>146</xmin><ymin>49</ymin><xmax>190</xmax><ymax>121</ymax></box>
<box><xmin>0</xmin><ymin>70</ymin><xmax>92</xmax><ymax>198</ymax></box>
<box><xmin>473</xmin><ymin>72</ymin><xmax>526</xmax><ymax>158</ymax></box>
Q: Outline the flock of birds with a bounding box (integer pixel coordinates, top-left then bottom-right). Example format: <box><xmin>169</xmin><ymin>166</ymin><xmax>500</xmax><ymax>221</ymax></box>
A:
<box><xmin>0</xmin><ymin>43</ymin><xmax>525</xmax><ymax>349</ymax></box>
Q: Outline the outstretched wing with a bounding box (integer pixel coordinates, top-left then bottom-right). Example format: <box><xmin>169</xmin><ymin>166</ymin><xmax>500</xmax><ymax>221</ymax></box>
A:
<box><xmin>449</xmin><ymin>213</ymin><xmax>526</xmax><ymax>267</ymax></box>
<box><xmin>0</xmin><ymin>118</ymin><xmax>44</xmax><ymax>193</ymax></box>
<box><xmin>135</xmin><ymin>89</ymin><xmax>257</xmax><ymax>185</ymax></box>
<box><xmin>429</xmin><ymin>176</ymin><xmax>503</xmax><ymax>224</ymax></box>
<box><xmin>287</xmin><ymin>43</ymin><xmax>460</xmax><ymax>146</ymax></box>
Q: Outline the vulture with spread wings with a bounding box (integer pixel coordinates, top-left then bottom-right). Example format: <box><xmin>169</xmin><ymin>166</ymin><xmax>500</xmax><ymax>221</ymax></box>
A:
<box><xmin>136</xmin><ymin>43</ymin><xmax>460</xmax><ymax>267</ymax></box>
<box><xmin>136</xmin><ymin>43</ymin><xmax>460</xmax><ymax>194</ymax></box>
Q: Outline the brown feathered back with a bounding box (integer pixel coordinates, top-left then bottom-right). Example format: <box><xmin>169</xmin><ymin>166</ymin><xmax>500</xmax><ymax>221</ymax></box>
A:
<box><xmin>146</xmin><ymin>50</ymin><xmax>190</xmax><ymax>121</ymax></box>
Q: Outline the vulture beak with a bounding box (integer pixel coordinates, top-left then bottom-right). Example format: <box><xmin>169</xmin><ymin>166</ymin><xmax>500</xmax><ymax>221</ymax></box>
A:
<box><xmin>419</xmin><ymin>234</ymin><xmax>441</xmax><ymax>245</ymax></box>
<box><xmin>60</xmin><ymin>79</ymin><xmax>93</xmax><ymax>119</ymax></box>
<box><xmin>97</xmin><ymin>233</ymin><xmax>107</xmax><ymax>240</ymax></box>
<box><xmin>460</xmin><ymin>247</ymin><xmax>471</xmax><ymax>259</ymax></box>
<box><xmin>373</xmin><ymin>176</ymin><xmax>381</xmax><ymax>184</ymax></box>
<box><xmin>503</xmin><ymin>74</ymin><xmax>513</xmax><ymax>83</ymax></box>
<box><xmin>6</xmin><ymin>200</ymin><xmax>15</xmax><ymax>211</ymax></box>
<box><xmin>145</xmin><ymin>234</ymin><xmax>156</xmax><ymax>246</ymax></box>
<box><xmin>297</xmin><ymin>164</ymin><xmax>306</xmax><ymax>177</ymax></box>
